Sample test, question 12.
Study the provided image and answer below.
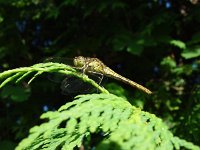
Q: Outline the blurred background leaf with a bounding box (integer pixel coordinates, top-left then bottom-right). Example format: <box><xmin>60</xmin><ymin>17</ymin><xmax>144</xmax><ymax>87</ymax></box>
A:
<box><xmin>0</xmin><ymin>141</ymin><xmax>16</xmax><ymax>150</ymax></box>
<box><xmin>1</xmin><ymin>85</ymin><xmax>31</xmax><ymax>102</ymax></box>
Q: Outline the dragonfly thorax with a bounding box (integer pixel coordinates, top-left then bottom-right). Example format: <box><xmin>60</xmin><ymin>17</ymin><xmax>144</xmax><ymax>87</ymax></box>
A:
<box><xmin>73</xmin><ymin>56</ymin><xmax>106</xmax><ymax>74</ymax></box>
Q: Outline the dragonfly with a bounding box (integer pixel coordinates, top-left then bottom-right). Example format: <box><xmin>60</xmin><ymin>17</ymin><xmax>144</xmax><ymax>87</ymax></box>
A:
<box><xmin>46</xmin><ymin>56</ymin><xmax>152</xmax><ymax>94</ymax></box>
<box><xmin>73</xmin><ymin>56</ymin><xmax>152</xmax><ymax>94</ymax></box>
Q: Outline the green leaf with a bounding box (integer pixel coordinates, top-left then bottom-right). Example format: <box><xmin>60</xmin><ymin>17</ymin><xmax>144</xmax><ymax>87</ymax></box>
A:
<box><xmin>0</xmin><ymin>16</ymin><xmax>3</xmax><ymax>23</ymax></box>
<box><xmin>112</xmin><ymin>33</ymin><xmax>144</xmax><ymax>55</ymax></box>
<box><xmin>170</xmin><ymin>40</ymin><xmax>186</xmax><ymax>49</ymax></box>
<box><xmin>181</xmin><ymin>46</ymin><xmax>200</xmax><ymax>59</ymax></box>
<box><xmin>161</xmin><ymin>57</ymin><xmax>176</xmax><ymax>68</ymax></box>
<box><xmin>127</xmin><ymin>41</ymin><xmax>144</xmax><ymax>55</ymax></box>
<box><xmin>188</xmin><ymin>32</ymin><xmax>200</xmax><ymax>45</ymax></box>
<box><xmin>105</xmin><ymin>82</ymin><xmax>128</xmax><ymax>99</ymax></box>
<box><xmin>0</xmin><ymin>85</ymin><xmax>31</xmax><ymax>102</ymax></box>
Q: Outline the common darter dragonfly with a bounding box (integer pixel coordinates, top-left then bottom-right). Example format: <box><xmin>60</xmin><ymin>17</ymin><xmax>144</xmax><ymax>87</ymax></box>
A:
<box><xmin>46</xmin><ymin>56</ymin><xmax>152</xmax><ymax>94</ymax></box>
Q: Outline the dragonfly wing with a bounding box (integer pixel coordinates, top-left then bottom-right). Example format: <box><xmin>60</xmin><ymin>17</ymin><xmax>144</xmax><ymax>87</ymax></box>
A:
<box><xmin>60</xmin><ymin>77</ymin><xmax>94</xmax><ymax>94</ymax></box>
<box><xmin>60</xmin><ymin>73</ymin><xmax>104</xmax><ymax>95</ymax></box>
<box><xmin>47</xmin><ymin>72</ymin><xmax>66</xmax><ymax>83</ymax></box>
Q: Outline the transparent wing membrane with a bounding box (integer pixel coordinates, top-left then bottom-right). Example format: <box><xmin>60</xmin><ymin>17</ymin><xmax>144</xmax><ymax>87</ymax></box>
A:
<box><xmin>44</xmin><ymin>57</ymin><xmax>104</xmax><ymax>94</ymax></box>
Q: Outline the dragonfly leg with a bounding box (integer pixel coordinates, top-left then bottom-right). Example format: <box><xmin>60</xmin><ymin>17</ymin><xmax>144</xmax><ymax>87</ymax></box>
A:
<box><xmin>97</xmin><ymin>73</ymin><xmax>104</xmax><ymax>85</ymax></box>
<box><xmin>73</xmin><ymin>64</ymin><xmax>88</xmax><ymax>75</ymax></box>
<box><xmin>86</xmin><ymin>71</ymin><xmax>104</xmax><ymax>94</ymax></box>
<box><xmin>81</xmin><ymin>63</ymin><xmax>90</xmax><ymax>75</ymax></box>
<box><xmin>87</xmin><ymin>71</ymin><xmax>104</xmax><ymax>85</ymax></box>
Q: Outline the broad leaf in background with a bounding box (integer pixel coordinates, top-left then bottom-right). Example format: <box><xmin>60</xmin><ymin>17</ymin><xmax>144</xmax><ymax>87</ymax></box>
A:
<box><xmin>0</xmin><ymin>85</ymin><xmax>31</xmax><ymax>102</ymax></box>
<box><xmin>0</xmin><ymin>16</ymin><xmax>3</xmax><ymax>23</ymax></box>
<box><xmin>188</xmin><ymin>32</ymin><xmax>200</xmax><ymax>45</ymax></box>
<box><xmin>105</xmin><ymin>82</ymin><xmax>128</xmax><ymax>99</ymax></box>
<box><xmin>170</xmin><ymin>40</ymin><xmax>186</xmax><ymax>49</ymax></box>
<box><xmin>112</xmin><ymin>33</ymin><xmax>144</xmax><ymax>56</ymax></box>
<box><xmin>0</xmin><ymin>140</ymin><xmax>16</xmax><ymax>150</ymax></box>
<box><xmin>181</xmin><ymin>46</ymin><xmax>200</xmax><ymax>59</ymax></box>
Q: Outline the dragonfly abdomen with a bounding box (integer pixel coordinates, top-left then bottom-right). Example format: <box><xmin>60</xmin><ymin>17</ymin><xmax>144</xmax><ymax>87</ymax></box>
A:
<box><xmin>104</xmin><ymin>67</ymin><xmax>152</xmax><ymax>94</ymax></box>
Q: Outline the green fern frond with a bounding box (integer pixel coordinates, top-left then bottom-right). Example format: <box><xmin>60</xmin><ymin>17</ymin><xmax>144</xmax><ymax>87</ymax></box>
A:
<box><xmin>0</xmin><ymin>62</ymin><xmax>109</xmax><ymax>94</ymax></box>
<box><xmin>16</xmin><ymin>94</ymin><xmax>199</xmax><ymax>150</ymax></box>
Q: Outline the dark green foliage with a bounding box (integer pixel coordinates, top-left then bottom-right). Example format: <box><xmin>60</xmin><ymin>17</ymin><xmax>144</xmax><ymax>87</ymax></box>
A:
<box><xmin>0</xmin><ymin>85</ymin><xmax>31</xmax><ymax>102</ymax></box>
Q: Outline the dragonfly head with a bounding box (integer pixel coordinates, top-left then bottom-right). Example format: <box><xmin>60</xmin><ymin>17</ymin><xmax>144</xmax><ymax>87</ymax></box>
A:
<box><xmin>73</xmin><ymin>56</ymin><xmax>85</xmax><ymax>67</ymax></box>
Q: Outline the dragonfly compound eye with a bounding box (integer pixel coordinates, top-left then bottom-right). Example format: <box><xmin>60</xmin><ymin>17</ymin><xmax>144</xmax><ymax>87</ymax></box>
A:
<box><xmin>73</xmin><ymin>56</ymin><xmax>85</xmax><ymax>67</ymax></box>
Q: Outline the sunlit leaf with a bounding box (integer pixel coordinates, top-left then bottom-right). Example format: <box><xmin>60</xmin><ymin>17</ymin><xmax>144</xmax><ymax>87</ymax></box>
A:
<box><xmin>181</xmin><ymin>46</ymin><xmax>200</xmax><ymax>59</ymax></box>
<box><xmin>170</xmin><ymin>40</ymin><xmax>186</xmax><ymax>49</ymax></box>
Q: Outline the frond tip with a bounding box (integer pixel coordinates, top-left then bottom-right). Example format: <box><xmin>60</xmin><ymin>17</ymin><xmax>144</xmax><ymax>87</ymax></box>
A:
<box><xmin>16</xmin><ymin>94</ymin><xmax>199</xmax><ymax>150</ymax></box>
<box><xmin>0</xmin><ymin>62</ymin><xmax>109</xmax><ymax>94</ymax></box>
